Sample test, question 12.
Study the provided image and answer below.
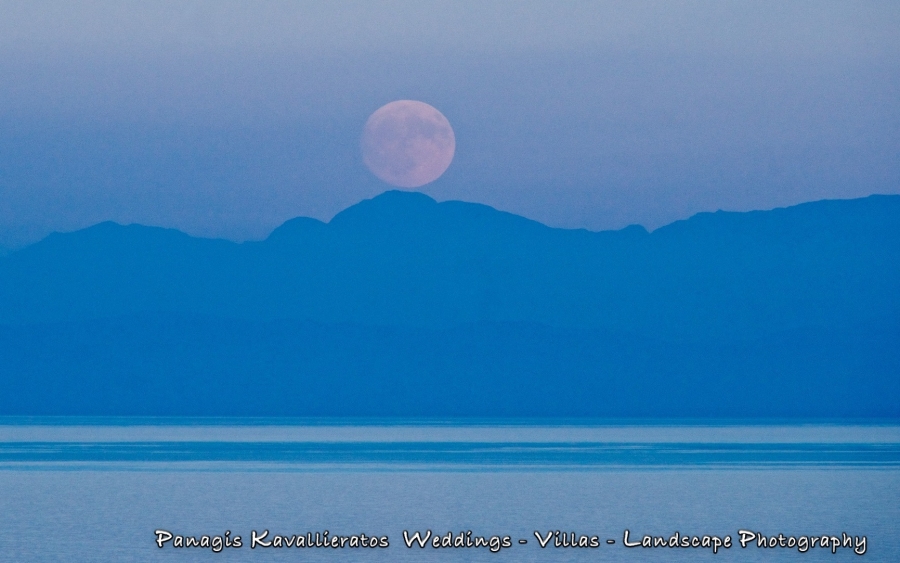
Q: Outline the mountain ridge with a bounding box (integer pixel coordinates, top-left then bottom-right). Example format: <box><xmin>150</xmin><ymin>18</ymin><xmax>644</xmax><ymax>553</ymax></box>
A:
<box><xmin>14</xmin><ymin>189</ymin><xmax>895</xmax><ymax>250</ymax></box>
<box><xmin>0</xmin><ymin>190</ymin><xmax>897</xmax><ymax>417</ymax></box>
<box><xmin>2</xmin><ymin>191</ymin><xmax>895</xmax><ymax>331</ymax></box>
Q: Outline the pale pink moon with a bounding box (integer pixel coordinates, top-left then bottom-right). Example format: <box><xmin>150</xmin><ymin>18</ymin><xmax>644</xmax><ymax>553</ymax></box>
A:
<box><xmin>361</xmin><ymin>100</ymin><xmax>455</xmax><ymax>188</ymax></box>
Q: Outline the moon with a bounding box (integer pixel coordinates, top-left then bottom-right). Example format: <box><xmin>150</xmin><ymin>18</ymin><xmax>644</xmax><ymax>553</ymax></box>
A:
<box><xmin>361</xmin><ymin>100</ymin><xmax>455</xmax><ymax>188</ymax></box>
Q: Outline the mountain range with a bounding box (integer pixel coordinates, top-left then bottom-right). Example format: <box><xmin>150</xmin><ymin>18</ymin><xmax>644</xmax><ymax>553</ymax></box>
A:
<box><xmin>1</xmin><ymin>191</ymin><xmax>897</xmax><ymax>418</ymax></box>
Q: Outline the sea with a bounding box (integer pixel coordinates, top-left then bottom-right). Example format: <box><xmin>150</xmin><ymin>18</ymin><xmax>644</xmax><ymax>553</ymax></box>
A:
<box><xmin>0</xmin><ymin>419</ymin><xmax>898</xmax><ymax>562</ymax></box>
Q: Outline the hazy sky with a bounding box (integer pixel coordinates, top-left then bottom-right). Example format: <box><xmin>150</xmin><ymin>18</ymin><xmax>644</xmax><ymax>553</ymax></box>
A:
<box><xmin>1</xmin><ymin>1</ymin><xmax>898</xmax><ymax>247</ymax></box>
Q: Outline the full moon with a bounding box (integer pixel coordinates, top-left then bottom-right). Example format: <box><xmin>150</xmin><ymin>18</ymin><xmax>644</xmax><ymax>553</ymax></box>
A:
<box><xmin>361</xmin><ymin>100</ymin><xmax>455</xmax><ymax>188</ymax></box>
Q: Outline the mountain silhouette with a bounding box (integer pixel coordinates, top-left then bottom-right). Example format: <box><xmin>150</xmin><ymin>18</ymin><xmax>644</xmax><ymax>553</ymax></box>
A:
<box><xmin>1</xmin><ymin>191</ymin><xmax>897</xmax><ymax>417</ymax></box>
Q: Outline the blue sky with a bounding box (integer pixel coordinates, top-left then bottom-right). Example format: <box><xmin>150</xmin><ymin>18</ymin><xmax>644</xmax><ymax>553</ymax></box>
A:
<box><xmin>0</xmin><ymin>1</ymin><xmax>897</xmax><ymax>248</ymax></box>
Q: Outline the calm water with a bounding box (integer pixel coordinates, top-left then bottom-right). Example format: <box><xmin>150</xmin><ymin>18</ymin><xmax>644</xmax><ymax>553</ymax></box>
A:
<box><xmin>0</xmin><ymin>420</ymin><xmax>898</xmax><ymax>562</ymax></box>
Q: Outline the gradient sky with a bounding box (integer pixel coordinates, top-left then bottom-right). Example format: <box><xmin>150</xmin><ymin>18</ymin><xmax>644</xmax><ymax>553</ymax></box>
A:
<box><xmin>0</xmin><ymin>1</ymin><xmax>898</xmax><ymax>248</ymax></box>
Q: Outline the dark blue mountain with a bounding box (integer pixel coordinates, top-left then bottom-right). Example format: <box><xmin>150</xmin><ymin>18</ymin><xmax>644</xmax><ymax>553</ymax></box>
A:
<box><xmin>1</xmin><ymin>191</ymin><xmax>898</xmax><ymax>417</ymax></box>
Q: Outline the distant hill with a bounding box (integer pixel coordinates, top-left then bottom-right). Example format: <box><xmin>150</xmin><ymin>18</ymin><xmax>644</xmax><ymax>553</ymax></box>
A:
<box><xmin>1</xmin><ymin>191</ymin><xmax>898</xmax><ymax>418</ymax></box>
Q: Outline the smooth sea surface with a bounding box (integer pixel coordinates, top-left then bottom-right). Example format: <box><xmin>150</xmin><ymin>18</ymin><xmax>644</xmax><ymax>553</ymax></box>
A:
<box><xmin>0</xmin><ymin>419</ymin><xmax>898</xmax><ymax>562</ymax></box>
